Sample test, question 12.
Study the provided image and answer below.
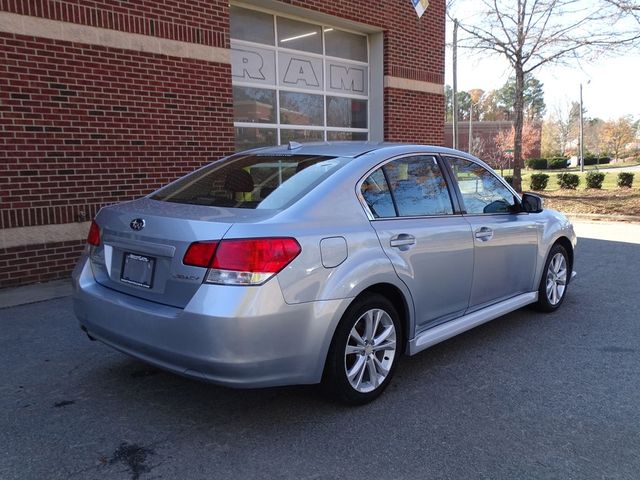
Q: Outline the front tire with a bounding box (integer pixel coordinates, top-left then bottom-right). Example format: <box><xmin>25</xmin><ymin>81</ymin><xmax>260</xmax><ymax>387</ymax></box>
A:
<box><xmin>534</xmin><ymin>243</ymin><xmax>570</xmax><ymax>312</ymax></box>
<box><xmin>322</xmin><ymin>294</ymin><xmax>401</xmax><ymax>405</ymax></box>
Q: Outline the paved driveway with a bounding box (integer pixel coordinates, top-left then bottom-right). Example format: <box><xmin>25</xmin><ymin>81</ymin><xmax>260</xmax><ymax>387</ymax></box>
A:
<box><xmin>1</xmin><ymin>222</ymin><xmax>639</xmax><ymax>480</ymax></box>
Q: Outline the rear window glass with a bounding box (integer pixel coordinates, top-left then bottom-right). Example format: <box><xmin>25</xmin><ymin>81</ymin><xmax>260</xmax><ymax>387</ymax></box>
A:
<box><xmin>151</xmin><ymin>154</ymin><xmax>347</xmax><ymax>209</ymax></box>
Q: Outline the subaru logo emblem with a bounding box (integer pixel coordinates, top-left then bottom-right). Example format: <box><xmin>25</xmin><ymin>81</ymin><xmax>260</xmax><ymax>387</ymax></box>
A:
<box><xmin>130</xmin><ymin>218</ymin><xmax>145</xmax><ymax>231</ymax></box>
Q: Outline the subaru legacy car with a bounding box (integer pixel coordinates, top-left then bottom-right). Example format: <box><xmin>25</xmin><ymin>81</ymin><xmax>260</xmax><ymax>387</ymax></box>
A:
<box><xmin>72</xmin><ymin>142</ymin><xmax>576</xmax><ymax>404</ymax></box>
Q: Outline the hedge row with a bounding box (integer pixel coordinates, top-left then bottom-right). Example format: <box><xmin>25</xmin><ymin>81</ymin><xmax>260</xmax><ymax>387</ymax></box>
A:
<box><xmin>526</xmin><ymin>155</ymin><xmax>612</xmax><ymax>170</ymax></box>
<box><xmin>527</xmin><ymin>172</ymin><xmax>635</xmax><ymax>190</ymax></box>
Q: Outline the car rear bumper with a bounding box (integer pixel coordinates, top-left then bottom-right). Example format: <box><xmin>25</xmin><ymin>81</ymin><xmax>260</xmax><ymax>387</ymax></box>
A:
<box><xmin>72</xmin><ymin>254</ymin><xmax>347</xmax><ymax>388</ymax></box>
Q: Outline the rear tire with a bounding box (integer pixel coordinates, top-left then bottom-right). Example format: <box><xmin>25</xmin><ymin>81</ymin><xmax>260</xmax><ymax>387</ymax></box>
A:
<box><xmin>322</xmin><ymin>294</ymin><xmax>401</xmax><ymax>405</ymax></box>
<box><xmin>534</xmin><ymin>243</ymin><xmax>570</xmax><ymax>312</ymax></box>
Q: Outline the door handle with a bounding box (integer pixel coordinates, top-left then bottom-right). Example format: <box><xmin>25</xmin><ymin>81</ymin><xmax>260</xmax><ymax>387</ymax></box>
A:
<box><xmin>474</xmin><ymin>227</ymin><xmax>494</xmax><ymax>241</ymax></box>
<box><xmin>390</xmin><ymin>234</ymin><xmax>416</xmax><ymax>248</ymax></box>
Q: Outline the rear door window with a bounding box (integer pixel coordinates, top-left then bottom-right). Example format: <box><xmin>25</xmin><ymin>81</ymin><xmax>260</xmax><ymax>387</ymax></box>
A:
<box><xmin>151</xmin><ymin>154</ymin><xmax>347</xmax><ymax>209</ymax></box>
<box><xmin>361</xmin><ymin>155</ymin><xmax>454</xmax><ymax>218</ymax></box>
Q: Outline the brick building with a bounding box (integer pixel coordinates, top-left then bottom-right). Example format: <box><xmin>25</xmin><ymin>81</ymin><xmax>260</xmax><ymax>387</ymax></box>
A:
<box><xmin>0</xmin><ymin>1</ymin><xmax>446</xmax><ymax>288</ymax></box>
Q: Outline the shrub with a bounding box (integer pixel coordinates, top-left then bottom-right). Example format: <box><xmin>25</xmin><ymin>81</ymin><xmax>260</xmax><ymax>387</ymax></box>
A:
<box><xmin>617</xmin><ymin>172</ymin><xmax>635</xmax><ymax>188</ymax></box>
<box><xmin>529</xmin><ymin>173</ymin><xmax>549</xmax><ymax>191</ymax></box>
<box><xmin>557</xmin><ymin>173</ymin><xmax>580</xmax><ymax>189</ymax></box>
<box><xmin>526</xmin><ymin>158</ymin><xmax>547</xmax><ymax>170</ymax></box>
<box><xmin>503</xmin><ymin>175</ymin><xmax>514</xmax><ymax>186</ymax></box>
<box><xmin>548</xmin><ymin>157</ymin><xmax>568</xmax><ymax>169</ymax></box>
<box><xmin>582</xmin><ymin>155</ymin><xmax>612</xmax><ymax>166</ymax></box>
<box><xmin>585</xmin><ymin>171</ymin><xmax>605</xmax><ymax>189</ymax></box>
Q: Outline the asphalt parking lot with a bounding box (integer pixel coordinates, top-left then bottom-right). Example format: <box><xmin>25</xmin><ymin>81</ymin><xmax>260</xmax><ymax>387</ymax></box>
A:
<box><xmin>1</xmin><ymin>222</ymin><xmax>639</xmax><ymax>480</ymax></box>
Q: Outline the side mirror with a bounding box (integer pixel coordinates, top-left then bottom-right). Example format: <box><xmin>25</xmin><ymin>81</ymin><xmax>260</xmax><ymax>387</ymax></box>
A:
<box><xmin>521</xmin><ymin>192</ymin><xmax>544</xmax><ymax>213</ymax></box>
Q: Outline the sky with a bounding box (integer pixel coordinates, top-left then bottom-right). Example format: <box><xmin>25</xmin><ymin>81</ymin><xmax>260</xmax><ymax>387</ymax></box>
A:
<box><xmin>445</xmin><ymin>50</ymin><xmax>640</xmax><ymax>121</ymax></box>
<box><xmin>443</xmin><ymin>3</ymin><xmax>640</xmax><ymax>121</ymax></box>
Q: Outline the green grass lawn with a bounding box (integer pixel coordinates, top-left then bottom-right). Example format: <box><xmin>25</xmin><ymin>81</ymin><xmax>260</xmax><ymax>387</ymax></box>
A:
<box><xmin>497</xmin><ymin>164</ymin><xmax>638</xmax><ymax>192</ymax></box>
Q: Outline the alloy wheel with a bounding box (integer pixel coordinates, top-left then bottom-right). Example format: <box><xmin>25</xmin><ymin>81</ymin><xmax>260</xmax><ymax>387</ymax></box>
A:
<box><xmin>546</xmin><ymin>252</ymin><xmax>567</xmax><ymax>305</ymax></box>
<box><xmin>344</xmin><ymin>308</ymin><xmax>397</xmax><ymax>393</ymax></box>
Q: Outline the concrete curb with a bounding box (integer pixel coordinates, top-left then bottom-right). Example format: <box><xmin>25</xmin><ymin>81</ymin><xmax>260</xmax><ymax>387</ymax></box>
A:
<box><xmin>0</xmin><ymin>279</ymin><xmax>73</xmax><ymax>310</ymax></box>
<box><xmin>567</xmin><ymin>213</ymin><xmax>640</xmax><ymax>223</ymax></box>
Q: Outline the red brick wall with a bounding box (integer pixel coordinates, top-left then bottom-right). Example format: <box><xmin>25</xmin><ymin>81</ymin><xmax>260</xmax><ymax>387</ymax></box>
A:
<box><xmin>385</xmin><ymin>89</ymin><xmax>445</xmax><ymax>145</ymax></box>
<box><xmin>0</xmin><ymin>0</ymin><xmax>229</xmax><ymax>48</ymax></box>
<box><xmin>0</xmin><ymin>33</ymin><xmax>234</xmax><ymax>230</ymax></box>
<box><xmin>0</xmin><ymin>240</ymin><xmax>85</xmax><ymax>288</ymax></box>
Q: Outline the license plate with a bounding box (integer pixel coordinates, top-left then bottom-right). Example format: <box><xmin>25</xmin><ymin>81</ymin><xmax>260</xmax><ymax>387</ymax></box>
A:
<box><xmin>121</xmin><ymin>253</ymin><xmax>155</xmax><ymax>288</ymax></box>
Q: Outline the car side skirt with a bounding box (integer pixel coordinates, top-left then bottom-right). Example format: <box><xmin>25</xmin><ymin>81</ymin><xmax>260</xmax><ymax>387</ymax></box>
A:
<box><xmin>407</xmin><ymin>292</ymin><xmax>538</xmax><ymax>356</ymax></box>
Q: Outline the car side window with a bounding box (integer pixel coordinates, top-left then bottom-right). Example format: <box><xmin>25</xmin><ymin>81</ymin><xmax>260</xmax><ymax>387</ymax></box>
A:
<box><xmin>361</xmin><ymin>168</ymin><xmax>396</xmax><ymax>218</ymax></box>
<box><xmin>383</xmin><ymin>155</ymin><xmax>453</xmax><ymax>217</ymax></box>
<box><xmin>446</xmin><ymin>157</ymin><xmax>517</xmax><ymax>215</ymax></box>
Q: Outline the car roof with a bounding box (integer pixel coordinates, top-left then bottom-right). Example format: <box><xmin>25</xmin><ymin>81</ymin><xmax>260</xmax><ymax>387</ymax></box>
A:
<box><xmin>245</xmin><ymin>141</ymin><xmax>475</xmax><ymax>159</ymax></box>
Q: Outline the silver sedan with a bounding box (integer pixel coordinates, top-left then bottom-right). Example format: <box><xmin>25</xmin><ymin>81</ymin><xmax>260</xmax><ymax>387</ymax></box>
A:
<box><xmin>72</xmin><ymin>142</ymin><xmax>576</xmax><ymax>404</ymax></box>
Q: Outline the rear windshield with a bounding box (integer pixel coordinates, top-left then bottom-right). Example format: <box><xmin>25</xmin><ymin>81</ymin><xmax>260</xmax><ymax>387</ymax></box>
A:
<box><xmin>151</xmin><ymin>154</ymin><xmax>347</xmax><ymax>209</ymax></box>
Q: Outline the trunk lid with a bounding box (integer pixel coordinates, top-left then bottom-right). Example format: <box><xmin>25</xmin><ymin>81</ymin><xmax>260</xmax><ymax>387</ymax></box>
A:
<box><xmin>89</xmin><ymin>198</ymin><xmax>275</xmax><ymax>308</ymax></box>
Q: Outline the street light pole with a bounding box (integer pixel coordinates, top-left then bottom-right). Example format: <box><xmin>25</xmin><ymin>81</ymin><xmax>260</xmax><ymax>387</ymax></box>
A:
<box><xmin>452</xmin><ymin>19</ymin><xmax>459</xmax><ymax>150</ymax></box>
<box><xmin>579</xmin><ymin>83</ymin><xmax>584</xmax><ymax>172</ymax></box>
<box><xmin>468</xmin><ymin>103</ymin><xmax>473</xmax><ymax>154</ymax></box>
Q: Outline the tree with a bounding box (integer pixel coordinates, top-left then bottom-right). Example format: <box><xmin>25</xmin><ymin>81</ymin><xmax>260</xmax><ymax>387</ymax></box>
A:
<box><xmin>600</xmin><ymin>116</ymin><xmax>636</xmax><ymax>159</ymax></box>
<box><xmin>495</xmin><ymin>122</ymin><xmax>541</xmax><ymax>161</ymax></box>
<box><xmin>450</xmin><ymin>0</ymin><xmax>640</xmax><ymax>191</ymax></box>
<box><xmin>494</xmin><ymin>75</ymin><xmax>546</xmax><ymax>122</ymax></box>
<box><xmin>445</xmin><ymin>86</ymin><xmax>473</xmax><ymax>121</ymax></box>
<box><xmin>540</xmin><ymin>102</ymin><xmax>579</xmax><ymax>157</ymax></box>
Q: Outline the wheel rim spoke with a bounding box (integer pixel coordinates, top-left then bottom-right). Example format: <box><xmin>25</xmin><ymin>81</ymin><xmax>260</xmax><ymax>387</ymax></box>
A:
<box><xmin>346</xmin><ymin>344</ymin><xmax>365</xmax><ymax>355</ymax></box>
<box><xmin>366</xmin><ymin>356</ymin><xmax>378</xmax><ymax>388</ymax></box>
<box><xmin>372</xmin><ymin>355</ymin><xmax>389</xmax><ymax>376</ymax></box>
<box><xmin>347</xmin><ymin>354</ymin><xmax>366</xmax><ymax>381</ymax></box>
<box><xmin>373</xmin><ymin>340</ymin><xmax>396</xmax><ymax>352</ymax></box>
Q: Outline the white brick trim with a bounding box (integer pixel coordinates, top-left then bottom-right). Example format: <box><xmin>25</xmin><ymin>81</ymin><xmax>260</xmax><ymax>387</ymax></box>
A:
<box><xmin>0</xmin><ymin>12</ymin><xmax>230</xmax><ymax>64</ymax></box>
<box><xmin>0</xmin><ymin>222</ymin><xmax>90</xmax><ymax>249</ymax></box>
<box><xmin>383</xmin><ymin>75</ymin><xmax>444</xmax><ymax>95</ymax></box>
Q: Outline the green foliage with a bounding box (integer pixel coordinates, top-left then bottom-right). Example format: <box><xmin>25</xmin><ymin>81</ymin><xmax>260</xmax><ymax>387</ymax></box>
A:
<box><xmin>585</xmin><ymin>171</ymin><xmax>605</xmax><ymax>189</ymax></box>
<box><xmin>557</xmin><ymin>173</ymin><xmax>580</xmax><ymax>189</ymax></box>
<box><xmin>617</xmin><ymin>172</ymin><xmax>635</xmax><ymax>188</ymax></box>
<box><xmin>547</xmin><ymin>157</ymin><xmax>569</xmax><ymax>169</ymax></box>
<box><xmin>583</xmin><ymin>154</ymin><xmax>612</xmax><ymax>166</ymax></box>
<box><xmin>503</xmin><ymin>175</ymin><xmax>514</xmax><ymax>186</ymax></box>
<box><xmin>526</xmin><ymin>158</ymin><xmax>547</xmax><ymax>169</ymax></box>
<box><xmin>529</xmin><ymin>173</ymin><xmax>549</xmax><ymax>191</ymax></box>
<box><xmin>495</xmin><ymin>74</ymin><xmax>546</xmax><ymax>122</ymax></box>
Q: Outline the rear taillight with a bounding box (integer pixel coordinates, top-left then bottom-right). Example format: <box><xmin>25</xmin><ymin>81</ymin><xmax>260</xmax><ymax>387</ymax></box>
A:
<box><xmin>183</xmin><ymin>237</ymin><xmax>301</xmax><ymax>285</ymax></box>
<box><xmin>183</xmin><ymin>241</ymin><xmax>219</xmax><ymax>267</ymax></box>
<box><xmin>87</xmin><ymin>220</ymin><xmax>101</xmax><ymax>246</ymax></box>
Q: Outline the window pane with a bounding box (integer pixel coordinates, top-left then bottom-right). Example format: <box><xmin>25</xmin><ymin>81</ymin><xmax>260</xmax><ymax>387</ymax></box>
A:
<box><xmin>361</xmin><ymin>169</ymin><xmax>395</xmax><ymax>218</ymax></box>
<box><xmin>384</xmin><ymin>156</ymin><xmax>454</xmax><ymax>217</ymax></box>
<box><xmin>447</xmin><ymin>157</ymin><xmax>516</xmax><ymax>214</ymax></box>
<box><xmin>327</xmin><ymin>97</ymin><xmax>367</xmax><ymax>128</ymax></box>
<box><xmin>277</xmin><ymin>17</ymin><xmax>322</xmax><ymax>53</ymax></box>
<box><xmin>231</xmin><ymin>46</ymin><xmax>276</xmax><ymax>86</ymax></box>
<box><xmin>234</xmin><ymin>127</ymin><xmax>276</xmax><ymax>152</ymax></box>
<box><xmin>280</xmin><ymin>129</ymin><xmax>324</xmax><ymax>144</ymax></box>
<box><xmin>327</xmin><ymin>131</ymin><xmax>368</xmax><ymax>141</ymax></box>
<box><xmin>230</xmin><ymin>6</ymin><xmax>274</xmax><ymax>45</ymax></box>
<box><xmin>151</xmin><ymin>154</ymin><xmax>346</xmax><ymax>210</ymax></box>
<box><xmin>233</xmin><ymin>87</ymin><xmax>276</xmax><ymax>123</ymax></box>
<box><xmin>279</xmin><ymin>91</ymin><xmax>324</xmax><ymax>126</ymax></box>
<box><xmin>324</xmin><ymin>28</ymin><xmax>367</xmax><ymax>62</ymax></box>
<box><xmin>326</xmin><ymin>61</ymin><xmax>368</xmax><ymax>95</ymax></box>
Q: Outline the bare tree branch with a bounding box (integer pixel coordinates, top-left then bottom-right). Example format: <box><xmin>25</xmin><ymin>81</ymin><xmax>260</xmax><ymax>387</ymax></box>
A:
<box><xmin>448</xmin><ymin>0</ymin><xmax>640</xmax><ymax>192</ymax></box>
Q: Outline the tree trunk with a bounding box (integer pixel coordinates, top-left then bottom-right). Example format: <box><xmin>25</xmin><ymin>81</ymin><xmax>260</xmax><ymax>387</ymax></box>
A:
<box><xmin>512</xmin><ymin>64</ymin><xmax>525</xmax><ymax>193</ymax></box>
